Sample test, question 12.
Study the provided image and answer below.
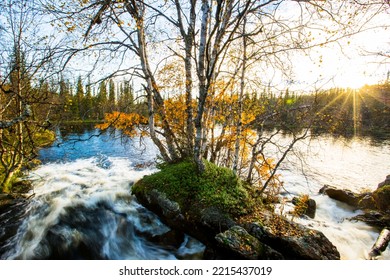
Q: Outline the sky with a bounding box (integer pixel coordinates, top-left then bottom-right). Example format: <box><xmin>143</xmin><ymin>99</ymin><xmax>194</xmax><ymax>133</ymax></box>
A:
<box><xmin>284</xmin><ymin>2</ymin><xmax>390</xmax><ymax>91</ymax></box>
<box><xmin>26</xmin><ymin>0</ymin><xmax>390</xmax><ymax>95</ymax></box>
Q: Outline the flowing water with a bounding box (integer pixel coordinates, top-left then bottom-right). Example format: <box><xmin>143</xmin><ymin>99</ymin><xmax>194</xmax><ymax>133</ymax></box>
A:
<box><xmin>276</xmin><ymin>134</ymin><xmax>390</xmax><ymax>260</ymax></box>
<box><xmin>0</xmin><ymin>126</ymin><xmax>389</xmax><ymax>260</ymax></box>
<box><xmin>0</xmin><ymin>126</ymin><xmax>205</xmax><ymax>260</ymax></box>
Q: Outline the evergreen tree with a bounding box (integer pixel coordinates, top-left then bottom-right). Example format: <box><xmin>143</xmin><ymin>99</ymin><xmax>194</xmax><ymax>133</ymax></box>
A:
<box><xmin>118</xmin><ymin>80</ymin><xmax>134</xmax><ymax>113</ymax></box>
<box><xmin>108</xmin><ymin>79</ymin><xmax>116</xmax><ymax>111</ymax></box>
<box><xmin>73</xmin><ymin>76</ymin><xmax>84</xmax><ymax>120</ymax></box>
<box><xmin>96</xmin><ymin>81</ymin><xmax>107</xmax><ymax>119</ymax></box>
<box><xmin>59</xmin><ymin>77</ymin><xmax>72</xmax><ymax>120</ymax></box>
<box><xmin>84</xmin><ymin>78</ymin><xmax>93</xmax><ymax>120</ymax></box>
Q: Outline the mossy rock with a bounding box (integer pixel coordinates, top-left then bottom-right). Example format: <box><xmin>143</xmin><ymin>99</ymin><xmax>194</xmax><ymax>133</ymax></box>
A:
<box><xmin>373</xmin><ymin>185</ymin><xmax>390</xmax><ymax>212</ymax></box>
<box><xmin>132</xmin><ymin>159</ymin><xmax>255</xmax><ymax>218</ymax></box>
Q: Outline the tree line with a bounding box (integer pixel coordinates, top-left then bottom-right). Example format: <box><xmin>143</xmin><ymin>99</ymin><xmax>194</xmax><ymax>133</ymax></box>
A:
<box><xmin>45</xmin><ymin>77</ymin><xmax>137</xmax><ymax>122</ymax></box>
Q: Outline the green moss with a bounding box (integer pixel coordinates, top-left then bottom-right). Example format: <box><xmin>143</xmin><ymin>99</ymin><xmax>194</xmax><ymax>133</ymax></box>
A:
<box><xmin>132</xmin><ymin>159</ymin><xmax>255</xmax><ymax>218</ymax></box>
<box><xmin>373</xmin><ymin>185</ymin><xmax>390</xmax><ymax>212</ymax></box>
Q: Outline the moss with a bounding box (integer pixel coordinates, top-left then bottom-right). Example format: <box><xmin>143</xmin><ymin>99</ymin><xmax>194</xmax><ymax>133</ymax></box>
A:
<box><xmin>373</xmin><ymin>185</ymin><xmax>390</xmax><ymax>212</ymax></box>
<box><xmin>132</xmin><ymin>159</ymin><xmax>256</xmax><ymax>218</ymax></box>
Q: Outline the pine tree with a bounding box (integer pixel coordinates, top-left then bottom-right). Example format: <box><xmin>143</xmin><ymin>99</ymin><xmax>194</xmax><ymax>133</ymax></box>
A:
<box><xmin>108</xmin><ymin>79</ymin><xmax>116</xmax><ymax>111</ymax></box>
<box><xmin>118</xmin><ymin>80</ymin><xmax>134</xmax><ymax>113</ymax></box>
<box><xmin>84</xmin><ymin>78</ymin><xmax>93</xmax><ymax>120</ymax></box>
<box><xmin>74</xmin><ymin>76</ymin><xmax>84</xmax><ymax>120</ymax></box>
<box><xmin>96</xmin><ymin>81</ymin><xmax>107</xmax><ymax>119</ymax></box>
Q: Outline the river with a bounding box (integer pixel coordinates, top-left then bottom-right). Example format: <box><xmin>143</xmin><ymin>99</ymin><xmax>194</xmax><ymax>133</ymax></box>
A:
<box><xmin>1</xmin><ymin>125</ymin><xmax>389</xmax><ymax>260</ymax></box>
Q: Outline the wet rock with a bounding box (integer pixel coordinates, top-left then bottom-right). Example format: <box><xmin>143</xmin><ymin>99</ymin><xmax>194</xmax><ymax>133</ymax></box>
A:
<box><xmin>319</xmin><ymin>185</ymin><xmax>362</xmax><ymax>207</ymax></box>
<box><xmin>373</xmin><ymin>185</ymin><xmax>390</xmax><ymax>213</ymax></box>
<box><xmin>357</xmin><ymin>194</ymin><xmax>376</xmax><ymax>210</ymax></box>
<box><xmin>245</xmin><ymin>220</ymin><xmax>340</xmax><ymax>260</ymax></box>
<box><xmin>215</xmin><ymin>226</ymin><xmax>284</xmax><ymax>260</ymax></box>
<box><xmin>377</xmin><ymin>175</ymin><xmax>390</xmax><ymax>188</ymax></box>
<box><xmin>139</xmin><ymin>229</ymin><xmax>185</xmax><ymax>249</ymax></box>
<box><xmin>0</xmin><ymin>199</ymin><xmax>30</xmax><ymax>258</ymax></box>
<box><xmin>136</xmin><ymin>187</ymin><xmax>185</xmax><ymax>219</ymax></box>
<box><xmin>349</xmin><ymin>211</ymin><xmax>390</xmax><ymax>228</ymax></box>
<box><xmin>292</xmin><ymin>196</ymin><xmax>316</xmax><ymax>219</ymax></box>
<box><xmin>200</xmin><ymin>206</ymin><xmax>237</xmax><ymax>238</ymax></box>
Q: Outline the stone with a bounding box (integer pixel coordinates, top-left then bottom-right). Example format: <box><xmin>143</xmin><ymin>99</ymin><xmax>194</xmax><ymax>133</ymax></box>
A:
<box><xmin>215</xmin><ymin>226</ymin><xmax>284</xmax><ymax>260</ymax></box>
<box><xmin>350</xmin><ymin>211</ymin><xmax>390</xmax><ymax>229</ymax></box>
<box><xmin>377</xmin><ymin>175</ymin><xmax>390</xmax><ymax>189</ymax></box>
<box><xmin>245</xmin><ymin>219</ymin><xmax>340</xmax><ymax>260</ymax></box>
<box><xmin>357</xmin><ymin>194</ymin><xmax>376</xmax><ymax>210</ymax></box>
<box><xmin>373</xmin><ymin>185</ymin><xmax>390</xmax><ymax>213</ymax></box>
<box><xmin>319</xmin><ymin>185</ymin><xmax>361</xmax><ymax>207</ymax></box>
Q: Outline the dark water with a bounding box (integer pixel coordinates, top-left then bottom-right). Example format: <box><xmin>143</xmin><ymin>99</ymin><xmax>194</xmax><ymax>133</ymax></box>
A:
<box><xmin>0</xmin><ymin>127</ymin><xmax>204</xmax><ymax>260</ymax></box>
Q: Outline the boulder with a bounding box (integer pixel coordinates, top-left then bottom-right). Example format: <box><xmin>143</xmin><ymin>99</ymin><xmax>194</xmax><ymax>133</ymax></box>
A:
<box><xmin>245</xmin><ymin>218</ymin><xmax>340</xmax><ymax>260</ymax></box>
<box><xmin>357</xmin><ymin>194</ymin><xmax>377</xmax><ymax>210</ymax></box>
<box><xmin>372</xmin><ymin>185</ymin><xmax>390</xmax><ymax>213</ymax></box>
<box><xmin>319</xmin><ymin>185</ymin><xmax>361</xmax><ymax>207</ymax></box>
<box><xmin>215</xmin><ymin>226</ymin><xmax>284</xmax><ymax>260</ymax></box>
<box><xmin>349</xmin><ymin>211</ymin><xmax>390</xmax><ymax>228</ymax></box>
<box><xmin>292</xmin><ymin>196</ymin><xmax>316</xmax><ymax>218</ymax></box>
<box><xmin>377</xmin><ymin>175</ymin><xmax>390</xmax><ymax>188</ymax></box>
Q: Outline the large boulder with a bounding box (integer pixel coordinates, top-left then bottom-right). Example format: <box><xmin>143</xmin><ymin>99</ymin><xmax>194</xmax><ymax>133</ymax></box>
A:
<box><xmin>245</xmin><ymin>215</ymin><xmax>340</xmax><ymax>260</ymax></box>
<box><xmin>319</xmin><ymin>185</ymin><xmax>362</xmax><ymax>207</ymax></box>
<box><xmin>350</xmin><ymin>211</ymin><xmax>390</xmax><ymax>228</ymax></box>
<box><xmin>377</xmin><ymin>175</ymin><xmax>390</xmax><ymax>188</ymax></box>
<box><xmin>133</xmin><ymin>183</ymin><xmax>340</xmax><ymax>260</ymax></box>
<box><xmin>215</xmin><ymin>226</ymin><xmax>284</xmax><ymax>260</ymax></box>
<box><xmin>373</xmin><ymin>185</ymin><xmax>390</xmax><ymax>213</ymax></box>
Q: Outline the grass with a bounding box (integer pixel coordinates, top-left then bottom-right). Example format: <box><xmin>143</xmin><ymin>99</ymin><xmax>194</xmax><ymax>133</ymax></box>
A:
<box><xmin>132</xmin><ymin>159</ymin><xmax>257</xmax><ymax>218</ymax></box>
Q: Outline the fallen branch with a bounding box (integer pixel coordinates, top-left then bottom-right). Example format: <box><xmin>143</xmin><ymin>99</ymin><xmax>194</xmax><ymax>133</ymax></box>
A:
<box><xmin>368</xmin><ymin>228</ymin><xmax>390</xmax><ymax>259</ymax></box>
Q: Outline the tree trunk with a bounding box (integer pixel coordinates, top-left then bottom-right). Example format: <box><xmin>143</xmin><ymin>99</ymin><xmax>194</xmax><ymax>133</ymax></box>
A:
<box><xmin>233</xmin><ymin>17</ymin><xmax>247</xmax><ymax>174</ymax></box>
<box><xmin>368</xmin><ymin>228</ymin><xmax>390</xmax><ymax>259</ymax></box>
<box><xmin>128</xmin><ymin>3</ymin><xmax>179</xmax><ymax>162</ymax></box>
<box><xmin>194</xmin><ymin>0</ymin><xmax>210</xmax><ymax>173</ymax></box>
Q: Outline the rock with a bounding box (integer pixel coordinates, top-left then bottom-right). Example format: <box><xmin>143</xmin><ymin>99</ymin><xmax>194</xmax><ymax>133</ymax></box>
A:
<box><xmin>12</xmin><ymin>179</ymin><xmax>33</xmax><ymax>193</ymax></box>
<box><xmin>245</xmin><ymin>219</ymin><xmax>340</xmax><ymax>260</ymax></box>
<box><xmin>200</xmin><ymin>206</ymin><xmax>237</xmax><ymax>238</ymax></box>
<box><xmin>377</xmin><ymin>175</ymin><xmax>390</xmax><ymax>188</ymax></box>
<box><xmin>137</xmin><ymin>229</ymin><xmax>185</xmax><ymax>249</ymax></box>
<box><xmin>215</xmin><ymin>226</ymin><xmax>284</xmax><ymax>260</ymax></box>
<box><xmin>137</xmin><ymin>188</ymin><xmax>186</xmax><ymax>227</ymax></box>
<box><xmin>349</xmin><ymin>211</ymin><xmax>390</xmax><ymax>229</ymax></box>
<box><xmin>373</xmin><ymin>185</ymin><xmax>390</xmax><ymax>213</ymax></box>
<box><xmin>134</xmin><ymin>180</ymin><xmax>340</xmax><ymax>260</ymax></box>
<box><xmin>319</xmin><ymin>185</ymin><xmax>361</xmax><ymax>207</ymax></box>
<box><xmin>292</xmin><ymin>196</ymin><xmax>316</xmax><ymax>218</ymax></box>
<box><xmin>357</xmin><ymin>194</ymin><xmax>376</xmax><ymax>210</ymax></box>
